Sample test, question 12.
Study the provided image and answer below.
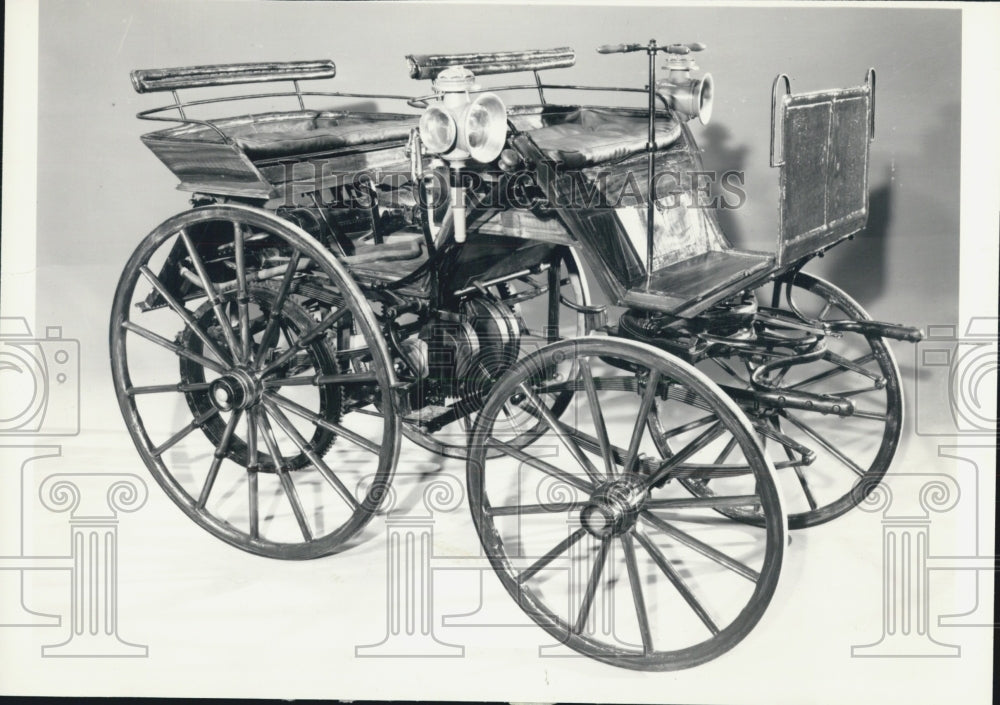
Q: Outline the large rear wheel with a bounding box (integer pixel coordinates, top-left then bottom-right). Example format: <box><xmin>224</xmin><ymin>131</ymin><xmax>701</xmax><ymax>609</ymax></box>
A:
<box><xmin>110</xmin><ymin>204</ymin><xmax>400</xmax><ymax>559</ymax></box>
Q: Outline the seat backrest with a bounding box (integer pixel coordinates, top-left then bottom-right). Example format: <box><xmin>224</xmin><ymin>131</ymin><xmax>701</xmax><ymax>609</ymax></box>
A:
<box><xmin>130</xmin><ymin>60</ymin><xmax>336</xmax><ymax>94</ymax></box>
<box><xmin>772</xmin><ymin>70</ymin><xmax>875</xmax><ymax>266</ymax></box>
<box><xmin>405</xmin><ymin>48</ymin><xmax>575</xmax><ymax>80</ymax></box>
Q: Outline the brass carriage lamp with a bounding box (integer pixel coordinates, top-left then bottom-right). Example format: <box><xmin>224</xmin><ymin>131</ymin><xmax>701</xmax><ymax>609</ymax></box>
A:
<box><xmin>418</xmin><ymin>66</ymin><xmax>508</xmax><ymax>243</ymax></box>
<box><xmin>656</xmin><ymin>49</ymin><xmax>714</xmax><ymax>124</ymax></box>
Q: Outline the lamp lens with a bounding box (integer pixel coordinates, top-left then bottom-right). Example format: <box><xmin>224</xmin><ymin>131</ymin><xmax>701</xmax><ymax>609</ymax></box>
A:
<box><xmin>419</xmin><ymin>107</ymin><xmax>456</xmax><ymax>154</ymax></box>
<box><xmin>463</xmin><ymin>94</ymin><xmax>507</xmax><ymax>163</ymax></box>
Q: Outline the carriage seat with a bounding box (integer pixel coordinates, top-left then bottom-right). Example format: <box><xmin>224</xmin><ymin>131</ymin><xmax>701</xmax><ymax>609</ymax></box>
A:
<box><xmin>511</xmin><ymin>108</ymin><xmax>682</xmax><ymax>169</ymax></box>
<box><xmin>165</xmin><ymin>111</ymin><xmax>420</xmax><ymax>160</ymax></box>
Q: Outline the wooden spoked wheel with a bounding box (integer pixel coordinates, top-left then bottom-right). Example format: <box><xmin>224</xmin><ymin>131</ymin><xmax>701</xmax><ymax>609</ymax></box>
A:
<box><xmin>467</xmin><ymin>337</ymin><xmax>786</xmax><ymax>670</ymax></box>
<box><xmin>110</xmin><ymin>204</ymin><xmax>400</xmax><ymax>559</ymax></box>
<box><xmin>402</xmin><ymin>245</ymin><xmax>592</xmax><ymax>459</ymax></box>
<box><xmin>658</xmin><ymin>273</ymin><xmax>903</xmax><ymax>529</ymax></box>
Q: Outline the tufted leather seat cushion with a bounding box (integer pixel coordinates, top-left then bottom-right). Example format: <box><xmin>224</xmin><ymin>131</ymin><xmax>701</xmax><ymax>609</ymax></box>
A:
<box><xmin>520</xmin><ymin>108</ymin><xmax>682</xmax><ymax>168</ymax></box>
<box><xmin>229</xmin><ymin>113</ymin><xmax>419</xmax><ymax>159</ymax></box>
<box><xmin>155</xmin><ymin>111</ymin><xmax>420</xmax><ymax>160</ymax></box>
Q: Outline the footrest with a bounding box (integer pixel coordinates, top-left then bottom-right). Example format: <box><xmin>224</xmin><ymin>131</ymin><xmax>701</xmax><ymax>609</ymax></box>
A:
<box><xmin>339</xmin><ymin>235</ymin><xmax>423</xmax><ymax>266</ymax></box>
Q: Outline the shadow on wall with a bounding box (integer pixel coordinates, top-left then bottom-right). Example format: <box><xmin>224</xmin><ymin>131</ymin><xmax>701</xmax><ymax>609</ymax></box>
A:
<box><xmin>822</xmin><ymin>100</ymin><xmax>960</xmax><ymax>317</ymax></box>
<box><xmin>823</xmin><ymin>172</ymin><xmax>893</xmax><ymax>307</ymax></box>
<box><xmin>698</xmin><ymin>122</ymin><xmax>750</xmax><ymax>246</ymax></box>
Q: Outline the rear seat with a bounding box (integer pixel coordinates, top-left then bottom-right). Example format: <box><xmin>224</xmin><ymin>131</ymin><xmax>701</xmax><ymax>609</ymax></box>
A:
<box><xmin>511</xmin><ymin>108</ymin><xmax>682</xmax><ymax>168</ymax></box>
<box><xmin>159</xmin><ymin>111</ymin><xmax>420</xmax><ymax>160</ymax></box>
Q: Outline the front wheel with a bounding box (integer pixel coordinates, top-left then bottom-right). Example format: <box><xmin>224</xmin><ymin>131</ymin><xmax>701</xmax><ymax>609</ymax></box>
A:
<box><xmin>467</xmin><ymin>337</ymin><xmax>786</xmax><ymax>670</ymax></box>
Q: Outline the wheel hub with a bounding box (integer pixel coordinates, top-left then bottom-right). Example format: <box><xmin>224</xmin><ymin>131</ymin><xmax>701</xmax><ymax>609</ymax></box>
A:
<box><xmin>209</xmin><ymin>368</ymin><xmax>262</xmax><ymax>412</ymax></box>
<box><xmin>580</xmin><ymin>475</ymin><xmax>648</xmax><ymax>539</ymax></box>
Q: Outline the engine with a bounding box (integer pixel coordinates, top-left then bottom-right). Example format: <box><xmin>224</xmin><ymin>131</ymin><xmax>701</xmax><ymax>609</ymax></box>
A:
<box><xmin>405</xmin><ymin>295</ymin><xmax>523</xmax><ymax>411</ymax></box>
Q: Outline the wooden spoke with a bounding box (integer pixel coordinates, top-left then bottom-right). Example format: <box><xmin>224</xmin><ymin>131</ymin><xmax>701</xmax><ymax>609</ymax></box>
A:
<box><xmin>179</xmin><ymin>228</ymin><xmax>242</xmax><ymax>359</ymax></box>
<box><xmin>233</xmin><ymin>222</ymin><xmax>252</xmax><ymax>363</ymax></box>
<box><xmin>277</xmin><ymin>469</ymin><xmax>313</xmax><ymax>542</ymax></box>
<box><xmin>139</xmin><ymin>266</ymin><xmax>230</xmax><ymax>364</ymax></box>
<box><xmin>264</xmin><ymin>371</ymin><xmax>379</xmax><ymax>387</ymax></box>
<box><xmin>644</xmin><ymin>495</ymin><xmax>761</xmax><ymax>510</ymax></box>
<box><xmin>547</xmin><ymin>419</ymin><xmax>755</xmax><ymax>479</ymax></box>
<box><xmin>518</xmin><ymin>382</ymin><xmax>603</xmax><ymax>484</ymax></box>
<box><xmin>254</xmin><ymin>249</ymin><xmax>301</xmax><ymax>368</ymax></box>
<box><xmin>768</xmin><ymin>417</ymin><xmax>818</xmax><ymax>510</ymax></box>
<box><xmin>645</xmin><ymin>422</ymin><xmax>725</xmax><ymax>489</ymax></box>
<box><xmin>789</xmin><ymin>352</ymin><xmax>877</xmax><ymax>390</ymax></box>
<box><xmin>634</xmin><ymin>530</ymin><xmax>719</xmax><ymax>636</ymax></box>
<box><xmin>572</xmin><ymin>537</ymin><xmax>610</xmax><ymax>634</ymax></box>
<box><xmin>781</xmin><ymin>412</ymin><xmax>865</xmax><ymax>477</ymax></box>
<box><xmin>122</xmin><ymin>321</ymin><xmax>225</xmax><ymax>373</ymax></box>
<box><xmin>713</xmin><ymin>436</ymin><xmax>738</xmax><ymax>465</ymax></box>
<box><xmin>517</xmin><ymin>527</ymin><xmax>588</xmax><ymax>584</ymax></box>
<box><xmin>657</xmin><ymin>414</ymin><xmax>718</xmax><ymax>441</ymax></box>
<box><xmin>580</xmin><ymin>358</ymin><xmax>615</xmax><ymax>478</ymax></box>
<box><xmin>126</xmin><ymin>382</ymin><xmax>211</xmax><ymax>395</ymax></box>
<box><xmin>196</xmin><ymin>409</ymin><xmax>243</xmax><ymax>509</ymax></box>
<box><xmin>246</xmin><ymin>410</ymin><xmax>260</xmax><ymax>539</ymax></box>
<box><xmin>621</xmin><ymin>533</ymin><xmax>653</xmax><ymax>653</ymax></box>
<box><xmin>265</xmin><ymin>391</ymin><xmax>380</xmax><ymax>456</ymax></box>
<box><xmin>255</xmin><ymin>408</ymin><xmax>312</xmax><ymax>541</ymax></box>
<box><xmin>259</xmin><ymin>305</ymin><xmax>349</xmax><ymax>377</ymax></box>
<box><xmin>823</xmin><ymin>350</ymin><xmax>883</xmax><ymax>384</ymax></box>
<box><xmin>487</xmin><ymin>501</ymin><xmax>591</xmax><ymax>517</ymax></box>
<box><xmin>485</xmin><ymin>437</ymin><xmax>594</xmax><ymax>493</ymax></box>
<box><xmin>622</xmin><ymin>370</ymin><xmax>660</xmax><ymax>475</ymax></box>
<box><xmin>640</xmin><ymin>511</ymin><xmax>760</xmax><ymax>582</ymax></box>
<box><xmin>152</xmin><ymin>408</ymin><xmax>218</xmax><ymax>457</ymax></box>
<box><xmin>263</xmin><ymin>399</ymin><xmax>360</xmax><ymax>510</ymax></box>
<box><xmin>247</xmin><ymin>470</ymin><xmax>259</xmax><ymax>540</ymax></box>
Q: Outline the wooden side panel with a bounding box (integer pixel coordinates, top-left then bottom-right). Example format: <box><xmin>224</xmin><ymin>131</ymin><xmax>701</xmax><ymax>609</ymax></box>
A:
<box><xmin>141</xmin><ymin>135</ymin><xmax>273</xmax><ymax>198</ymax></box>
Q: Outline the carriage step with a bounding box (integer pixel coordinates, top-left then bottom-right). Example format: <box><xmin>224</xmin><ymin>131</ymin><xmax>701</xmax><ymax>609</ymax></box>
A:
<box><xmin>722</xmin><ymin>385</ymin><xmax>855</xmax><ymax>416</ymax></box>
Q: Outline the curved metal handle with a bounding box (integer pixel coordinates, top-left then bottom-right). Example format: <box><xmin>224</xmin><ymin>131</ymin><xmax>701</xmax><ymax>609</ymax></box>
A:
<box><xmin>597</xmin><ymin>43</ymin><xmax>643</xmax><ymax>54</ymax></box>
<box><xmin>598</xmin><ymin>41</ymin><xmax>706</xmax><ymax>55</ymax></box>
<box><xmin>770</xmin><ymin>73</ymin><xmax>792</xmax><ymax>167</ymax></box>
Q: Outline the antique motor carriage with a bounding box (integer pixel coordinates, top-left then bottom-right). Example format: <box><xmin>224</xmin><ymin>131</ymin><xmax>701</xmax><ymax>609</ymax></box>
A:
<box><xmin>113</xmin><ymin>44</ymin><xmax>923</xmax><ymax>670</ymax></box>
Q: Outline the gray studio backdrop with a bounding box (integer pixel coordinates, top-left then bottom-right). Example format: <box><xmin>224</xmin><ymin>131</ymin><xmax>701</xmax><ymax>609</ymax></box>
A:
<box><xmin>34</xmin><ymin>0</ymin><xmax>959</xmax><ymax>433</ymax></box>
